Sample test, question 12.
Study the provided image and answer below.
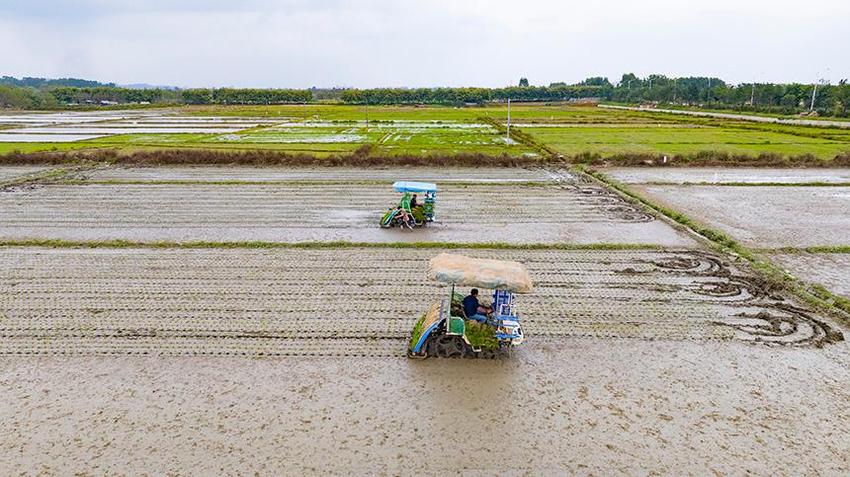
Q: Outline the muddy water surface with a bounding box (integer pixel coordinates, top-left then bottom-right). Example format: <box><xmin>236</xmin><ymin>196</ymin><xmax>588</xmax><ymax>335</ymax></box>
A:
<box><xmin>632</xmin><ymin>185</ymin><xmax>850</xmax><ymax>247</ymax></box>
<box><xmin>770</xmin><ymin>252</ymin><xmax>850</xmax><ymax>297</ymax></box>
<box><xmin>0</xmin><ymin>182</ymin><xmax>697</xmax><ymax>246</ymax></box>
<box><xmin>2</xmin><ymin>340</ymin><xmax>849</xmax><ymax>474</ymax></box>
<box><xmin>604</xmin><ymin>167</ymin><xmax>850</xmax><ymax>184</ymax></box>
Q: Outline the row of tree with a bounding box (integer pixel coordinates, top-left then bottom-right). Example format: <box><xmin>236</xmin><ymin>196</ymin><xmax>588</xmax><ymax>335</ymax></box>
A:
<box><xmin>0</xmin><ymin>86</ymin><xmax>310</xmax><ymax>108</ymax></box>
<box><xmin>0</xmin><ymin>85</ymin><xmax>62</xmax><ymax>109</ymax></box>
<box><xmin>180</xmin><ymin>88</ymin><xmax>312</xmax><ymax>104</ymax></box>
<box><xmin>0</xmin><ymin>73</ymin><xmax>848</xmax><ymax>117</ymax></box>
<box><xmin>0</xmin><ymin>76</ymin><xmax>112</xmax><ymax>89</ymax></box>
<box><xmin>339</xmin><ymin>85</ymin><xmax>606</xmax><ymax>105</ymax></box>
<box><xmin>607</xmin><ymin>74</ymin><xmax>849</xmax><ymax>116</ymax></box>
<box><xmin>49</xmin><ymin>87</ymin><xmax>180</xmax><ymax>104</ymax></box>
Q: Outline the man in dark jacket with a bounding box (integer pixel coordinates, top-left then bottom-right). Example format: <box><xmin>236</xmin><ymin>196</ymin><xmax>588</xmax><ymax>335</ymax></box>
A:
<box><xmin>462</xmin><ymin>288</ymin><xmax>491</xmax><ymax>323</ymax></box>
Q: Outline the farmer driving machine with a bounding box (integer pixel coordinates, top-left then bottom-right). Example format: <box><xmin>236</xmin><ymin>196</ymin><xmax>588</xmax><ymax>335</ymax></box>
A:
<box><xmin>408</xmin><ymin>253</ymin><xmax>533</xmax><ymax>359</ymax></box>
<box><xmin>380</xmin><ymin>181</ymin><xmax>436</xmax><ymax>229</ymax></box>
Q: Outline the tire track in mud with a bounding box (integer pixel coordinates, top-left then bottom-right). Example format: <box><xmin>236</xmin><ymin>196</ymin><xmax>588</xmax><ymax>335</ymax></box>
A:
<box><xmin>0</xmin><ymin>248</ymin><xmax>842</xmax><ymax>356</ymax></box>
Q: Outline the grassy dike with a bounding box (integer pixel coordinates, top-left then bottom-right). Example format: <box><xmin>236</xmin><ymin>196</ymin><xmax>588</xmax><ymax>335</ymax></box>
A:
<box><xmin>0</xmin><ymin>166</ymin><xmax>82</xmax><ymax>189</ymax></box>
<box><xmin>580</xmin><ymin>165</ymin><xmax>850</xmax><ymax>321</ymax></box>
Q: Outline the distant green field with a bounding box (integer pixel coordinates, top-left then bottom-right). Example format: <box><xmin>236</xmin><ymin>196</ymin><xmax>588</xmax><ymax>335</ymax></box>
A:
<box><xmin>2</xmin><ymin>103</ymin><xmax>849</xmax><ymax>159</ymax></box>
<box><xmin>523</xmin><ymin>125</ymin><xmax>850</xmax><ymax>158</ymax></box>
<box><xmin>76</xmin><ymin>122</ymin><xmax>533</xmax><ymax>157</ymax></box>
<box><xmin>181</xmin><ymin>104</ymin><xmax>486</xmax><ymax>121</ymax></box>
<box><xmin>179</xmin><ymin>103</ymin><xmax>683</xmax><ymax>124</ymax></box>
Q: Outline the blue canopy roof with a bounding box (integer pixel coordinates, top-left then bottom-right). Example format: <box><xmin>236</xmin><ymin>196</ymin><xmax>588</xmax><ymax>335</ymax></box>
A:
<box><xmin>393</xmin><ymin>181</ymin><xmax>438</xmax><ymax>193</ymax></box>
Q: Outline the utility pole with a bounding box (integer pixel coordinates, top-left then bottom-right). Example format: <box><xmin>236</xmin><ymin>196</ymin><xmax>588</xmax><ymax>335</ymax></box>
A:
<box><xmin>811</xmin><ymin>68</ymin><xmax>831</xmax><ymax>112</ymax></box>
<box><xmin>506</xmin><ymin>98</ymin><xmax>511</xmax><ymax>142</ymax></box>
<box><xmin>750</xmin><ymin>83</ymin><xmax>756</xmax><ymax>106</ymax></box>
<box><xmin>810</xmin><ymin>82</ymin><xmax>818</xmax><ymax>112</ymax></box>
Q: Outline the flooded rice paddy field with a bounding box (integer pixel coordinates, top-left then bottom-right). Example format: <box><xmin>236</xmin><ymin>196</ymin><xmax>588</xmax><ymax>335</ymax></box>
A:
<box><xmin>2</xmin><ymin>161</ymin><xmax>850</xmax><ymax>473</ymax></box>
<box><xmin>0</xmin><ymin>110</ymin><xmax>529</xmax><ymax>155</ymax></box>
<box><xmin>216</xmin><ymin>124</ymin><xmax>514</xmax><ymax>147</ymax></box>
<box><xmin>7</xmin><ymin>126</ymin><xmax>251</xmax><ymax>135</ymax></box>
<box><xmin>769</xmin><ymin>252</ymin><xmax>850</xmax><ymax>298</ymax></box>
<box><xmin>0</xmin><ymin>176</ymin><xmax>695</xmax><ymax>245</ymax></box>
<box><xmin>1</xmin><ymin>247</ymin><xmax>842</xmax><ymax>356</ymax></box>
<box><xmin>610</xmin><ymin>167</ymin><xmax>850</xmax><ymax>315</ymax></box>
<box><xmin>2</xmin><ymin>337</ymin><xmax>849</xmax><ymax>473</ymax></box>
<box><xmin>0</xmin><ymin>133</ymin><xmax>109</xmax><ymax>143</ymax></box>
<box><xmin>0</xmin><ymin>110</ymin><xmax>160</xmax><ymax>125</ymax></box>
<box><xmin>5</xmin><ymin>105</ymin><xmax>850</xmax><ymax>159</ymax></box>
<box><xmin>630</xmin><ymin>184</ymin><xmax>850</xmax><ymax>248</ymax></box>
<box><xmin>604</xmin><ymin>167</ymin><xmax>850</xmax><ymax>184</ymax></box>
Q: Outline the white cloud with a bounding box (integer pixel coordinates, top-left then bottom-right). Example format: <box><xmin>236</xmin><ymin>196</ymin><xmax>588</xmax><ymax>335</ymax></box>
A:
<box><xmin>1</xmin><ymin>0</ymin><xmax>847</xmax><ymax>87</ymax></box>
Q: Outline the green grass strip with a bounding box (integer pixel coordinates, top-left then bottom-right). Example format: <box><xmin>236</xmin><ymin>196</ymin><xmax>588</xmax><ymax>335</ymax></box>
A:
<box><xmin>759</xmin><ymin>246</ymin><xmax>850</xmax><ymax>254</ymax></box>
<box><xmin>811</xmin><ymin>285</ymin><xmax>850</xmax><ymax>313</ymax></box>
<box><xmin>1</xmin><ymin>167</ymin><xmax>74</xmax><ymax>189</ymax></box>
<box><xmin>0</xmin><ymin>239</ymin><xmax>664</xmax><ymax>251</ymax></box>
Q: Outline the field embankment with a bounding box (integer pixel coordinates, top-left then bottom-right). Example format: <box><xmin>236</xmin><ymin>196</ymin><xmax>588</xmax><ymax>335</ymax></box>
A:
<box><xmin>4</xmin><ymin>148</ymin><xmax>850</xmax><ymax>169</ymax></box>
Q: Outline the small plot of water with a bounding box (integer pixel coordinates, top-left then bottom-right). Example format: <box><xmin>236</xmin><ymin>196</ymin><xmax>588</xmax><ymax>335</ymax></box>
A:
<box><xmin>0</xmin><ymin>133</ymin><xmax>108</xmax><ymax>143</ymax></box>
<box><xmin>0</xmin><ymin>111</ymin><xmax>158</xmax><ymax>125</ymax></box>
<box><xmin>267</xmin><ymin>121</ymin><xmax>489</xmax><ymax>129</ymax></box>
<box><xmin>11</xmin><ymin>127</ymin><xmax>248</xmax><ymax>135</ymax></box>
<box><xmin>216</xmin><ymin>133</ymin><xmax>367</xmax><ymax>144</ymax></box>
<box><xmin>106</xmin><ymin>121</ymin><xmax>266</xmax><ymax>128</ymax></box>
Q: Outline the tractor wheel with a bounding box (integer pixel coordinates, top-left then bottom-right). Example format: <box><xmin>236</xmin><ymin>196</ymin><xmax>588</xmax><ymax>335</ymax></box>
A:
<box><xmin>428</xmin><ymin>335</ymin><xmax>472</xmax><ymax>358</ymax></box>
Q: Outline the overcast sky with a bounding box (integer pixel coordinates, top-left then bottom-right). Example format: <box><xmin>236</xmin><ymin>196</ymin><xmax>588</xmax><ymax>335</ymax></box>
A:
<box><xmin>1</xmin><ymin>0</ymin><xmax>848</xmax><ymax>88</ymax></box>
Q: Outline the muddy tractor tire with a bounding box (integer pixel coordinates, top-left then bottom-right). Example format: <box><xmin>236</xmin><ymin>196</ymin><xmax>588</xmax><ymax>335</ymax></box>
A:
<box><xmin>426</xmin><ymin>334</ymin><xmax>474</xmax><ymax>358</ymax></box>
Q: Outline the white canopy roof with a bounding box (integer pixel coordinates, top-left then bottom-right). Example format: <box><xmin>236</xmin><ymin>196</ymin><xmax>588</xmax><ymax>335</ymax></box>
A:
<box><xmin>427</xmin><ymin>253</ymin><xmax>533</xmax><ymax>294</ymax></box>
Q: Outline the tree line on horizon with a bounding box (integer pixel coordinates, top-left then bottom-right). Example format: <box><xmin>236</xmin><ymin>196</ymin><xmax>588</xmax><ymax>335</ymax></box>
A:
<box><xmin>1</xmin><ymin>73</ymin><xmax>848</xmax><ymax>117</ymax></box>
